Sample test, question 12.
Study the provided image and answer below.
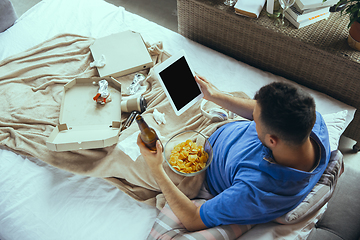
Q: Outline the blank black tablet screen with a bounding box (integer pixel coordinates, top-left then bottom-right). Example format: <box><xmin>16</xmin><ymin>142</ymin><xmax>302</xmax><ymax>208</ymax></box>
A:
<box><xmin>159</xmin><ymin>56</ymin><xmax>201</xmax><ymax>110</ymax></box>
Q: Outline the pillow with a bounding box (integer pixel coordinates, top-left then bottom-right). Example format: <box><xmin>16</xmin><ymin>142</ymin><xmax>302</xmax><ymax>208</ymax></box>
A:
<box><xmin>274</xmin><ymin>150</ymin><xmax>344</xmax><ymax>224</ymax></box>
<box><xmin>0</xmin><ymin>0</ymin><xmax>18</xmax><ymax>33</ymax></box>
<box><xmin>322</xmin><ymin>110</ymin><xmax>348</xmax><ymax>151</ymax></box>
<box><xmin>147</xmin><ymin>199</ymin><xmax>254</xmax><ymax>240</ymax></box>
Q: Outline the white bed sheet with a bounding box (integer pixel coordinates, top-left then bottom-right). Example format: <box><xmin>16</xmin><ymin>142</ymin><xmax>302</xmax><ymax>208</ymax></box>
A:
<box><xmin>0</xmin><ymin>147</ymin><xmax>158</xmax><ymax>240</ymax></box>
<box><xmin>0</xmin><ymin>0</ymin><xmax>356</xmax><ymax>239</ymax></box>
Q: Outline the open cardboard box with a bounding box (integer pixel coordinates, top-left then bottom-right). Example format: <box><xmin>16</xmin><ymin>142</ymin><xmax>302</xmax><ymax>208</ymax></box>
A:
<box><xmin>46</xmin><ymin>77</ymin><xmax>122</xmax><ymax>151</ymax></box>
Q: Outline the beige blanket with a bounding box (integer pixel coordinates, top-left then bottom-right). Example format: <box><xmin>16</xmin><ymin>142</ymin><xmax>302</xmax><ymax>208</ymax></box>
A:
<box><xmin>0</xmin><ymin>34</ymin><xmax>247</xmax><ymax>208</ymax></box>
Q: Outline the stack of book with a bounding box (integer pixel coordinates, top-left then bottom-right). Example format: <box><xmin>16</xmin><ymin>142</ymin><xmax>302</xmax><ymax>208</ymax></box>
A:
<box><xmin>285</xmin><ymin>0</ymin><xmax>338</xmax><ymax>28</ymax></box>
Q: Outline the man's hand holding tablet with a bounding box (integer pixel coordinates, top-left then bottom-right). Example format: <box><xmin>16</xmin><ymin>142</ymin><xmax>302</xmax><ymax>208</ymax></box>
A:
<box><xmin>153</xmin><ymin>50</ymin><xmax>204</xmax><ymax>116</ymax></box>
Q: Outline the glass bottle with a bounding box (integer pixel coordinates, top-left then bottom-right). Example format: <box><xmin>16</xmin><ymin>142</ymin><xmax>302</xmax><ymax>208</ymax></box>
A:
<box><xmin>136</xmin><ymin>115</ymin><xmax>162</xmax><ymax>151</ymax></box>
<box><xmin>266</xmin><ymin>0</ymin><xmax>281</xmax><ymax>18</ymax></box>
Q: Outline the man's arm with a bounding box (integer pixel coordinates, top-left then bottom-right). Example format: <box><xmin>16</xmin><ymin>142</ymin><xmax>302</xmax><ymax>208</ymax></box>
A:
<box><xmin>195</xmin><ymin>75</ymin><xmax>255</xmax><ymax>120</ymax></box>
<box><xmin>137</xmin><ymin>136</ymin><xmax>207</xmax><ymax>231</ymax></box>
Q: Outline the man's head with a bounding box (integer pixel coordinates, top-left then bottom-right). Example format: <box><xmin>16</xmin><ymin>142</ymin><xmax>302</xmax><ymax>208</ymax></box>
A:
<box><xmin>253</xmin><ymin>82</ymin><xmax>316</xmax><ymax>147</ymax></box>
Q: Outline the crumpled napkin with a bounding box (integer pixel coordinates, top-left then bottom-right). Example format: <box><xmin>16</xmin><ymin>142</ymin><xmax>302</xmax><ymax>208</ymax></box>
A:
<box><xmin>90</xmin><ymin>54</ymin><xmax>106</xmax><ymax>68</ymax></box>
<box><xmin>153</xmin><ymin>109</ymin><xmax>166</xmax><ymax>125</ymax></box>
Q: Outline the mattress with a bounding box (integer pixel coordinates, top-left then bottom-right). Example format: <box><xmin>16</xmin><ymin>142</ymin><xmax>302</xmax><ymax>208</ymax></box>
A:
<box><xmin>0</xmin><ymin>0</ymin><xmax>356</xmax><ymax>239</ymax></box>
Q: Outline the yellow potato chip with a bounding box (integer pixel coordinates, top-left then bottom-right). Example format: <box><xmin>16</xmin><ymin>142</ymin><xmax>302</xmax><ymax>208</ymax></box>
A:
<box><xmin>188</xmin><ymin>154</ymin><xmax>198</xmax><ymax>162</ymax></box>
<box><xmin>169</xmin><ymin>139</ymin><xmax>209</xmax><ymax>174</ymax></box>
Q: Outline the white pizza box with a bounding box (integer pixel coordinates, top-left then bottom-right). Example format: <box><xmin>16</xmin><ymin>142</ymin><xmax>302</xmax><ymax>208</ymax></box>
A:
<box><xmin>46</xmin><ymin>77</ymin><xmax>122</xmax><ymax>152</ymax></box>
<box><xmin>90</xmin><ymin>30</ymin><xmax>154</xmax><ymax>78</ymax></box>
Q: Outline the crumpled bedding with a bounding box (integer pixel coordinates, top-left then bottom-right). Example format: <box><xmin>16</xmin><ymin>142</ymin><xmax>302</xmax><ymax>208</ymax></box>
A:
<box><xmin>0</xmin><ymin>33</ymin><xmax>247</xmax><ymax>209</ymax></box>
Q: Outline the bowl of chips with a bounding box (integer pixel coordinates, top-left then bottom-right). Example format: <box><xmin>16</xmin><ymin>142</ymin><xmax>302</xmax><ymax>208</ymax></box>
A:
<box><xmin>163</xmin><ymin>130</ymin><xmax>213</xmax><ymax>176</ymax></box>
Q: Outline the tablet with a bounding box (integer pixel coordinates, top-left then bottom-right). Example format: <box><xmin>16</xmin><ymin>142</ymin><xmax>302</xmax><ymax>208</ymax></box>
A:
<box><xmin>153</xmin><ymin>50</ymin><xmax>204</xmax><ymax>116</ymax></box>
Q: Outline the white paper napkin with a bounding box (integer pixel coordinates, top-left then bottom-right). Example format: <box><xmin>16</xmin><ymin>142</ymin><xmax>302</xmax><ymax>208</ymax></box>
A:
<box><xmin>117</xmin><ymin>130</ymin><xmax>142</xmax><ymax>161</ymax></box>
<box><xmin>117</xmin><ymin>128</ymin><xmax>165</xmax><ymax>161</ymax></box>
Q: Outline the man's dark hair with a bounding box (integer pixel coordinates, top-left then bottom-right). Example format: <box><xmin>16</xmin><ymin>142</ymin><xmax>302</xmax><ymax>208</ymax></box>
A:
<box><xmin>254</xmin><ymin>82</ymin><xmax>316</xmax><ymax>146</ymax></box>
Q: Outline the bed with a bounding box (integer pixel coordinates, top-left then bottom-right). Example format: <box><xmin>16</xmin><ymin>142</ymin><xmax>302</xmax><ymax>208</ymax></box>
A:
<box><xmin>0</xmin><ymin>0</ymin><xmax>356</xmax><ymax>239</ymax></box>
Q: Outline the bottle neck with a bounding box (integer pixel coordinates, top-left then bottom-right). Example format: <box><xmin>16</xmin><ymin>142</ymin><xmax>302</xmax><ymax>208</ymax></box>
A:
<box><xmin>136</xmin><ymin>115</ymin><xmax>151</xmax><ymax>133</ymax></box>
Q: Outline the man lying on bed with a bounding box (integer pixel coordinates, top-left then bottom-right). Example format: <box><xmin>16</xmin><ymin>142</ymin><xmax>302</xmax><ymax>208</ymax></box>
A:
<box><xmin>137</xmin><ymin>76</ymin><xmax>330</xmax><ymax>231</ymax></box>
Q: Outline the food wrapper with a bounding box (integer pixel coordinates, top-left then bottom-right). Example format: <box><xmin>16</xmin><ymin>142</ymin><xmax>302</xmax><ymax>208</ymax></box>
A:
<box><xmin>93</xmin><ymin>79</ymin><xmax>111</xmax><ymax>104</ymax></box>
<box><xmin>126</xmin><ymin>73</ymin><xmax>146</xmax><ymax>95</ymax></box>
